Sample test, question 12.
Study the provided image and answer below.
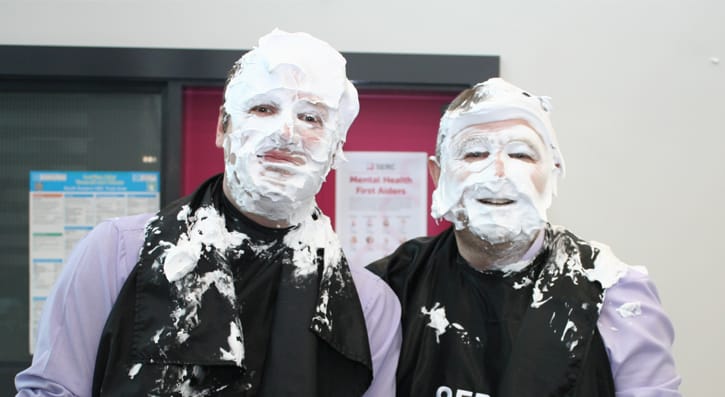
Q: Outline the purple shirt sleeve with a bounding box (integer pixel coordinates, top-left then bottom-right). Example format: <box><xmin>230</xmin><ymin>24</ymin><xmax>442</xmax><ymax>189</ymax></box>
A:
<box><xmin>349</xmin><ymin>264</ymin><xmax>403</xmax><ymax>397</ymax></box>
<box><xmin>598</xmin><ymin>266</ymin><xmax>682</xmax><ymax>396</ymax></box>
<box><xmin>15</xmin><ymin>214</ymin><xmax>150</xmax><ymax>397</ymax></box>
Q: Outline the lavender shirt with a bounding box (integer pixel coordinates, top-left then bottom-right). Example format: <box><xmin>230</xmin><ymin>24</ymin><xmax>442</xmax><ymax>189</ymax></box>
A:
<box><xmin>521</xmin><ymin>231</ymin><xmax>682</xmax><ymax>396</ymax></box>
<box><xmin>15</xmin><ymin>213</ymin><xmax>402</xmax><ymax>397</ymax></box>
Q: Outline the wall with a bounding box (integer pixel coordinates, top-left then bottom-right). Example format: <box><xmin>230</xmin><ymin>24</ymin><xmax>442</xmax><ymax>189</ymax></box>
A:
<box><xmin>2</xmin><ymin>1</ymin><xmax>722</xmax><ymax>394</ymax></box>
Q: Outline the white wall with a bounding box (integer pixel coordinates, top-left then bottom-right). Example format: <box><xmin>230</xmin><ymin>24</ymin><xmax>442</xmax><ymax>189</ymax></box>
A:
<box><xmin>2</xmin><ymin>0</ymin><xmax>722</xmax><ymax>394</ymax></box>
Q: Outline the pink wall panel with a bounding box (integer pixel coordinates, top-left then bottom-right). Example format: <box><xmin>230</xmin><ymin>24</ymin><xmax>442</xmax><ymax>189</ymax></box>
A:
<box><xmin>182</xmin><ymin>87</ymin><xmax>225</xmax><ymax>194</ymax></box>
<box><xmin>182</xmin><ymin>88</ymin><xmax>454</xmax><ymax>236</ymax></box>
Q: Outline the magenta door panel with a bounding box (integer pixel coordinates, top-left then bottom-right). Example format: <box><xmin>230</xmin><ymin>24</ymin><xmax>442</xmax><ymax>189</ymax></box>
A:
<box><xmin>182</xmin><ymin>88</ymin><xmax>455</xmax><ymax>236</ymax></box>
<box><xmin>182</xmin><ymin>87</ymin><xmax>225</xmax><ymax>193</ymax></box>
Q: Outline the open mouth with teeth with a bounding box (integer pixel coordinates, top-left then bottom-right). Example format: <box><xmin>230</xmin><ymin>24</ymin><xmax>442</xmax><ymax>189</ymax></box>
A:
<box><xmin>477</xmin><ymin>198</ymin><xmax>516</xmax><ymax>206</ymax></box>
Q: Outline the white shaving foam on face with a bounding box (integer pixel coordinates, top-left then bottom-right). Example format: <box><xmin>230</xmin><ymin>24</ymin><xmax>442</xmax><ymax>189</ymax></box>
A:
<box><xmin>222</xmin><ymin>117</ymin><xmax>332</xmax><ymax>226</ymax></box>
<box><xmin>224</xmin><ymin>30</ymin><xmax>356</xmax><ymax>126</ymax></box>
<box><xmin>616</xmin><ymin>301</ymin><xmax>642</xmax><ymax>318</ymax></box>
<box><xmin>437</xmin><ymin>78</ymin><xmax>565</xmax><ymax>175</ymax></box>
<box><xmin>220</xmin><ymin>29</ymin><xmax>359</xmax><ymax>225</ymax></box>
<box><xmin>431</xmin><ymin>123</ymin><xmax>556</xmax><ymax>245</ymax></box>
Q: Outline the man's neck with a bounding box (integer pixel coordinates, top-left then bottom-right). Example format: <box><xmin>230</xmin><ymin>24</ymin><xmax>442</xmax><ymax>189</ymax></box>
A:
<box><xmin>222</xmin><ymin>182</ymin><xmax>292</xmax><ymax>229</ymax></box>
<box><xmin>454</xmin><ymin>228</ymin><xmax>543</xmax><ymax>272</ymax></box>
<box><xmin>240</xmin><ymin>210</ymin><xmax>291</xmax><ymax>229</ymax></box>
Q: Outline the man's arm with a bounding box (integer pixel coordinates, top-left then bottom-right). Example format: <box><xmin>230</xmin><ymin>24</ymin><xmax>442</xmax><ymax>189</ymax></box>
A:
<box><xmin>15</xmin><ymin>214</ymin><xmax>148</xmax><ymax>397</ymax></box>
<box><xmin>598</xmin><ymin>266</ymin><xmax>682</xmax><ymax>397</ymax></box>
<box><xmin>350</xmin><ymin>265</ymin><xmax>402</xmax><ymax>397</ymax></box>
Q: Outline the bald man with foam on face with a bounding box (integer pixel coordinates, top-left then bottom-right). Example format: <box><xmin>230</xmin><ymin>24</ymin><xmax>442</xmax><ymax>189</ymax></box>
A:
<box><xmin>369</xmin><ymin>78</ymin><xmax>681</xmax><ymax>397</ymax></box>
<box><xmin>16</xmin><ymin>30</ymin><xmax>401</xmax><ymax>397</ymax></box>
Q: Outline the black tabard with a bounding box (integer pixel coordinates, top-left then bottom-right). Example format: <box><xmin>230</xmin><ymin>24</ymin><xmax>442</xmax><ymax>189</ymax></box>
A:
<box><xmin>368</xmin><ymin>226</ymin><xmax>616</xmax><ymax>397</ymax></box>
<box><xmin>92</xmin><ymin>175</ymin><xmax>372</xmax><ymax>396</ymax></box>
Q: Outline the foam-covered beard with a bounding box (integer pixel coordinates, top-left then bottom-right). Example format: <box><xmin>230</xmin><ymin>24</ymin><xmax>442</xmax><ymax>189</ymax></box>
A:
<box><xmin>222</xmin><ymin>96</ymin><xmax>340</xmax><ymax>226</ymax></box>
<box><xmin>431</xmin><ymin>127</ymin><xmax>555</xmax><ymax>245</ymax></box>
<box><xmin>442</xmin><ymin>176</ymin><xmax>547</xmax><ymax>245</ymax></box>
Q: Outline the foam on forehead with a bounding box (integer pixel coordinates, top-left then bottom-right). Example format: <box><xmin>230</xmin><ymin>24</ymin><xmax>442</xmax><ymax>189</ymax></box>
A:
<box><xmin>438</xmin><ymin>78</ymin><xmax>565</xmax><ymax>174</ymax></box>
<box><xmin>227</xmin><ymin>29</ymin><xmax>349</xmax><ymax>109</ymax></box>
<box><xmin>223</xmin><ymin>29</ymin><xmax>359</xmax><ymax>142</ymax></box>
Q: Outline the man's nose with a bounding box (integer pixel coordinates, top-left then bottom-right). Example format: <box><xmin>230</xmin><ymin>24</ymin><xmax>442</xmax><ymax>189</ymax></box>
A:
<box><xmin>494</xmin><ymin>153</ymin><xmax>506</xmax><ymax>178</ymax></box>
<box><xmin>280</xmin><ymin>120</ymin><xmax>296</xmax><ymax>141</ymax></box>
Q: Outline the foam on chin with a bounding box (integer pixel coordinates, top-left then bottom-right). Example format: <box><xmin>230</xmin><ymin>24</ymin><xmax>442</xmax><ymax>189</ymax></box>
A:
<box><xmin>222</xmin><ymin>127</ymin><xmax>331</xmax><ymax>225</ymax></box>
<box><xmin>431</xmin><ymin>153</ymin><xmax>552</xmax><ymax>245</ymax></box>
<box><xmin>450</xmin><ymin>188</ymin><xmax>546</xmax><ymax>244</ymax></box>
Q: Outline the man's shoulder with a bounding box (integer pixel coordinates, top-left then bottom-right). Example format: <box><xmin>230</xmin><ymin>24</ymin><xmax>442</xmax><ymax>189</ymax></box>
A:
<box><xmin>85</xmin><ymin>213</ymin><xmax>154</xmax><ymax>267</ymax></box>
<box><xmin>94</xmin><ymin>212</ymin><xmax>155</xmax><ymax>234</ymax></box>
<box><xmin>364</xmin><ymin>230</ymin><xmax>454</xmax><ymax>299</ymax></box>
<box><xmin>550</xmin><ymin>225</ymin><xmax>640</xmax><ymax>290</ymax></box>
<box><xmin>366</xmin><ymin>232</ymin><xmax>448</xmax><ymax>278</ymax></box>
<box><xmin>348</xmin><ymin>264</ymin><xmax>397</xmax><ymax>310</ymax></box>
<box><xmin>347</xmin><ymin>263</ymin><xmax>402</xmax><ymax>356</ymax></box>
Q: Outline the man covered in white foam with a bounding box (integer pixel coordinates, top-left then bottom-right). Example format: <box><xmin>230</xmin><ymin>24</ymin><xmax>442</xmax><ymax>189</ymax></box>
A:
<box><xmin>16</xmin><ymin>30</ymin><xmax>401</xmax><ymax>397</ymax></box>
<box><xmin>218</xmin><ymin>30</ymin><xmax>359</xmax><ymax>227</ymax></box>
<box><xmin>369</xmin><ymin>78</ymin><xmax>681</xmax><ymax>396</ymax></box>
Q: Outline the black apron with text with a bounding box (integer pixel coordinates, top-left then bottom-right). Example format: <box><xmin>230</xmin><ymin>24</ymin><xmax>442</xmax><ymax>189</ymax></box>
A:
<box><xmin>368</xmin><ymin>226</ymin><xmax>615</xmax><ymax>397</ymax></box>
<box><xmin>93</xmin><ymin>175</ymin><xmax>372</xmax><ymax>397</ymax></box>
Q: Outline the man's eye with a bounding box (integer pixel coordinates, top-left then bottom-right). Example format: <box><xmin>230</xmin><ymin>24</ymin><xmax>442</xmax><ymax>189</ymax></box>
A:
<box><xmin>299</xmin><ymin>113</ymin><xmax>322</xmax><ymax>125</ymax></box>
<box><xmin>464</xmin><ymin>151</ymin><xmax>489</xmax><ymax>160</ymax></box>
<box><xmin>509</xmin><ymin>153</ymin><xmax>535</xmax><ymax>161</ymax></box>
<box><xmin>249</xmin><ymin>105</ymin><xmax>276</xmax><ymax>115</ymax></box>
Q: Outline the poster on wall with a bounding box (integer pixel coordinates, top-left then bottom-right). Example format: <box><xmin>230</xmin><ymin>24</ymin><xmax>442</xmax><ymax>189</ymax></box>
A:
<box><xmin>335</xmin><ymin>152</ymin><xmax>428</xmax><ymax>268</ymax></box>
<box><xmin>28</xmin><ymin>171</ymin><xmax>160</xmax><ymax>353</ymax></box>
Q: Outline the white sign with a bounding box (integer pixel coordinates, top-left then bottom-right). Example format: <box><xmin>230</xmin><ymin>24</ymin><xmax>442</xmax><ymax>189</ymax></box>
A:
<box><xmin>28</xmin><ymin>171</ymin><xmax>160</xmax><ymax>353</ymax></box>
<box><xmin>335</xmin><ymin>152</ymin><xmax>428</xmax><ymax>268</ymax></box>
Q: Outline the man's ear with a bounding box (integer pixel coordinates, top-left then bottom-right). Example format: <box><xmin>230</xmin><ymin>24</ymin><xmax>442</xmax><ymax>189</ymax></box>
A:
<box><xmin>428</xmin><ymin>156</ymin><xmax>441</xmax><ymax>187</ymax></box>
<box><xmin>215</xmin><ymin>107</ymin><xmax>228</xmax><ymax>148</ymax></box>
